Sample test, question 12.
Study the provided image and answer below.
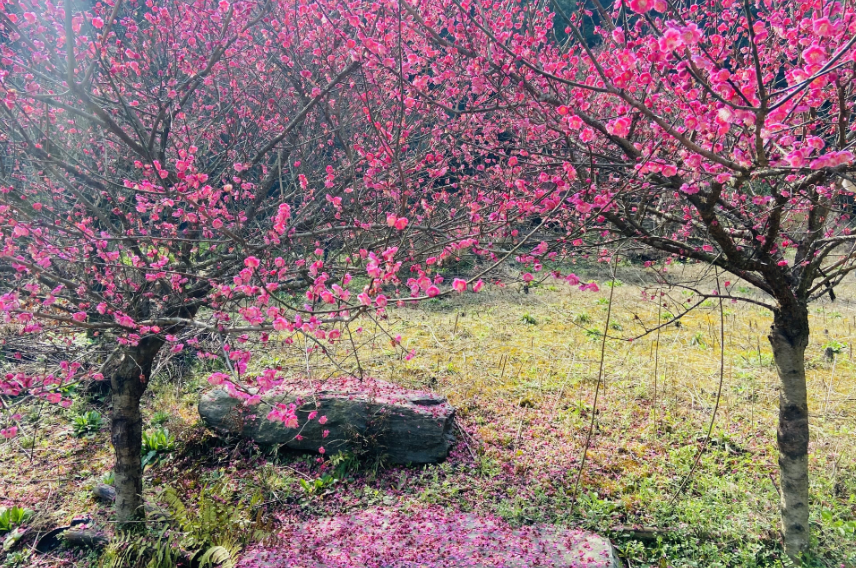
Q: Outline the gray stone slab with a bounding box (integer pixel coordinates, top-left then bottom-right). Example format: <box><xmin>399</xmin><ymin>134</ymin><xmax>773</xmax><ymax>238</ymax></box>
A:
<box><xmin>198</xmin><ymin>378</ymin><xmax>455</xmax><ymax>464</ymax></box>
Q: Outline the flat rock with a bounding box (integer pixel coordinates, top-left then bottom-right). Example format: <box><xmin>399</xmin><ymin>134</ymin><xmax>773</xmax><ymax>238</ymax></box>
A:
<box><xmin>238</xmin><ymin>507</ymin><xmax>620</xmax><ymax>567</ymax></box>
<box><xmin>198</xmin><ymin>377</ymin><xmax>455</xmax><ymax>464</ymax></box>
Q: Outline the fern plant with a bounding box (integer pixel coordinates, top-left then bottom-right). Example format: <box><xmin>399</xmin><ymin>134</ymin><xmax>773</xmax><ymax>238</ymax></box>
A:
<box><xmin>100</xmin><ymin>483</ymin><xmax>271</xmax><ymax>568</ymax></box>
<box><xmin>160</xmin><ymin>482</ymin><xmax>271</xmax><ymax>568</ymax></box>
<box><xmin>99</xmin><ymin>527</ymin><xmax>181</xmax><ymax>568</ymax></box>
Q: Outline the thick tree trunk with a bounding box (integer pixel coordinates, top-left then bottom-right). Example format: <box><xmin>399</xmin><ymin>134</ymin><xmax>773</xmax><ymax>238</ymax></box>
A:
<box><xmin>768</xmin><ymin>304</ymin><xmax>811</xmax><ymax>561</ymax></box>
<box><xmin>108</xmin><ymin>336</ymin><xmax>163</xmax><ymax>527</ymax></box>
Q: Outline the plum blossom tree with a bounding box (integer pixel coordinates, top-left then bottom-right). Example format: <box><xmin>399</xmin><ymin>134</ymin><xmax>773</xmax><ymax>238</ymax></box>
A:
<box><xmin>394</xmin><ymin>0</ymin><xmax>856</xmax><ymax>559</ymax></box>
<box><xmin>0</xmin><ymin>0</ymin><xmax>563</xmax><ymax>526</ymax></box>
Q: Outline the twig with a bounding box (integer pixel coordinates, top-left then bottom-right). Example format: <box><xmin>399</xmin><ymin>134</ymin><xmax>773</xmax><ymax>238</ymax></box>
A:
<box><xmin>571</xmin><ymin>253</ymin><xmax>619</xmax><ymax>506</ymax></box>
<box><xmin>670</xmin><ymin>269</ymin><xmax>726</xmax><ymax>505</ymax></box>
<box><xmin>768</xmin><ymin>472</ymin><xmax>781</xmax><ymax>498</ymax></box>
<box><xmin>455</xmin><ymin>422</ymin><xmax>478</xmax><ymax>462</ymax></box>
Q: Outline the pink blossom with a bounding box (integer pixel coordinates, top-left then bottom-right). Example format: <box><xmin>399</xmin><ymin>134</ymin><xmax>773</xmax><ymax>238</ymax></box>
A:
<box><xmin>1</xmin><ymin>426</ymin><xmax>18</xmax><ymax>439</ymax></box>
<box><xmin>473</xmin><ymin>280</ymin><xmax>484</xmax><ymax>293</ymax></box>
<box><xmin>318</xmin><ymin>446</ymin><xmax>325</xmax><ymax>455</ymax></box>
<box><xmin>679</xmin><ymin>23</ymin><xmax>702</xmax><ymax>46</ymax></box>
<box><xmin>608</xmin><ymin>117</ymin><xmax>631</xmax><ymax>137</ymax></box>
<box><xmin>92</xmin><ymin>17</ymin><xmax>104</xmax><ymax>29</ymax></box>
<box><xmin>244</xmin><ymin>256</ymin><xmax>260</xmax><ymax>269</ymax></box>
<box><xmin>318</xmin><ymin>416</ymin><xmax>328</xmax><ymax>425</ymax></box>
<box><xmin>72</xmin><ymin>312</ymin><xmax>87</xmax><ymax>322</ymax></box>
<box><xmin>375</xmin><ymin>294</ymin><xmax>388</xmax><ymax>307</ymax></box>
<box><xmin>207</xmin><ymin>372</ymin><xmax>230</xmax><ymax>386</ymax></box>
<box><xmin>628</xmin><ymin>0</ymin><xmax>653</xmax><ymax>13</ymax></box>
<box><xmin>565</xmin><ymin>273</ymin><xmax>580</xmax><ymax>285</ymax></box>
<box><xmin>802</xmin><ymin>44</ymin><xmax>826</xmax><ymax>65</ymax></box>
<box><xmin>660</xmin><ymin>27</ymin><xmax>684</xmax><ymax>52</ymax></box>
<box><xmin>452</xmin><ymin>278</ymin><xmax>467</xmax><ymax>293</ymax></box>
<box><xmin>426</xmin><ymin>285</ymin><xmax>440</xmax><ymax>297</ymax></box>
<box><xmin>812</xmin><ymin>18</ymin><xmax>832</xmax><ymax>37</ymax></box>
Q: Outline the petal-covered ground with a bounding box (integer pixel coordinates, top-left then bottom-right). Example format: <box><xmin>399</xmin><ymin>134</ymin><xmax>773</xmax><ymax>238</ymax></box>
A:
<box><xmin>239</xmin><ymin>507</ymin><xmax>619</xmax><ymax>568</ymax></box>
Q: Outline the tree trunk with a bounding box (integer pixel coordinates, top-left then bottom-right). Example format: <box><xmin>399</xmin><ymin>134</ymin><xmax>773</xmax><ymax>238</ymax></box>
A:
<box><xmin>768</xmin><ymin>303</ymin><xmax>811</xmax><ymax>561</ymax></box>
<box><xmin>108</xmin><ymin>337</ymin><xmax>163</xmax><ymax>527</ymax></box>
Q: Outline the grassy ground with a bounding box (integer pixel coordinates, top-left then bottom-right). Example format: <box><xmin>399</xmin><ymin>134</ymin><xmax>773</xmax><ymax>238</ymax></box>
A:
<box><xmin>2</xmin><ymin>265</ymin><xmax>855</xmax><ymax>567</ymax></box>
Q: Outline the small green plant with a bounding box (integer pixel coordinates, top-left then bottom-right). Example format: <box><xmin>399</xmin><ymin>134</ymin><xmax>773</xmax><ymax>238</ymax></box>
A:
<box><xmin>142</xmin><ymin>427</ymin><xmax>175</xmax><ymax>453</ymax></box>
<box><xmin>609</xmin><ymin>321</ymin><xmax>623</xmax><ymax>331</ymax></box>
<box><xmin>823</xmin><ymin>340</ymin><xmax>846</xmax><ymax>354</ymax></box>
<box><xmin>101</xmin><ymin>471</ymin><xmax>115</xmax><ymax>486</ymax></box>
<box><xmin>151</xmin><ymin>410</ymin><xmax>170</xmax><ymax>426</ymax></box>
<box><xmin>72</xmin><ymin>410</ymin><xmax>103</xmax><ymax>437</ymax></box>
<box><xmin>0</xmin><ymin>506</ymin><xmax>34</xmax><ymax>533</ymax></box>
<box><xmin>820</xmin><ymin>509</ymin><xmax>856</xmax><ymax>538</ymax></box>
<box><xmin>595</xmin><ymin>297</ymin><xmax>610</xmax><ymax>305</ymax></box>
<box><xmin>584</xmin><ymin>328</ymin><xmax>602</xmax><ymax>341</ymax></box>
<box><xmin>690</xmin><ymin>331</ymin><xmax>707</xmax><ymax>348</ymax></box>
<box><xmin>141</xmin><ymin>427</ymin><xmax>176</xmax><ymax>469</ymax></box>
<box><xmin>521</xmin><ymin>312</ymin><xmax>537</xmax><ymax>325</ymax></box>
<box><xmin>2</xmin><ymin>550</ymin><xmax>31</xmax><ymax>567</ymax></box>
<box><xmin>574</xmin><ymin>312</ymin><xmax>592</xmax><ymax>324</ymax></box>
<box><xmin>299</xmin><ymin>474</ymin><xmax>338</xmax><ymax>496</ymax></box>
<box><xmin>329</xmin><ymin>450</ymin><xmax>361</xmax><ymax>479</ymax></box>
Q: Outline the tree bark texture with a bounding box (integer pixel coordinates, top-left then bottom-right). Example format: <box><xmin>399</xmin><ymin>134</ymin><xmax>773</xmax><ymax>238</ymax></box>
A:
<box><xmin>108</xmin><ymin>336</ymin><xmax>163</xmax><ymax>527</ymax></box>
<box><xmin>768</xmin><ymin>303</ymin><xmax>811</xmax><ymax>561</ymax></box>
